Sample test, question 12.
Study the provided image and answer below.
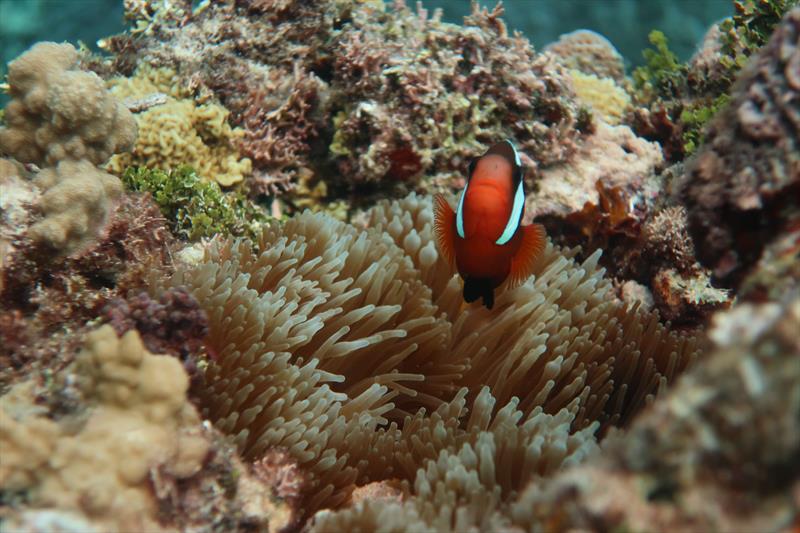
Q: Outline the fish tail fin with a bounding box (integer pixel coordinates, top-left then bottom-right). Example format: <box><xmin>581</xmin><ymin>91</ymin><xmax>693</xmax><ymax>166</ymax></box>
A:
<box><xmin>507</xmin><ymin>223</ymin><xmax>547</xmax><ymax>288</ymax></box>
<box><xmin>433</xmin><ymin>194</ymin><xmax>457</xmax><ymax>270</ymax></box>
<box><xmin>463</xmin><ymin>277</ymin><xmax>495</xmax><ymax>310</ymax></box>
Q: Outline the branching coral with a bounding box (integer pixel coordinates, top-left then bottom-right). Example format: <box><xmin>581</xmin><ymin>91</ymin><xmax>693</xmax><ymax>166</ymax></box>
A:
<box><xmin>166</xmin><ymin>193</ymin><xmax>699</xmax><ymax>524</ymax></box>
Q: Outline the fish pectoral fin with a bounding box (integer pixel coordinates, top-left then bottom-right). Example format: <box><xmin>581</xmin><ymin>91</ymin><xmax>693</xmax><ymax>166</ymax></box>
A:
<box><xmin>507</xmin><ymin>223</ymin><xmax>547</xmax><ymax>289</ymax></box>
<box><xmin>433</xmin><ymin>194</ymin><xmax>457</xmax><ymax>270</ymax></box>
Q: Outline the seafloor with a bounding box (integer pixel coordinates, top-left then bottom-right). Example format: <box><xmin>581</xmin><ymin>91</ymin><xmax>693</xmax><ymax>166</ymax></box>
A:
<box><xmin>0</xmin><ymin>0</ymin><xmax>798</xmax><ymax>531</ymax></box>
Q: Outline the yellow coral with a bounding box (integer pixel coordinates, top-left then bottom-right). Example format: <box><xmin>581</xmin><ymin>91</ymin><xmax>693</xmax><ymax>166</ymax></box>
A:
<box><xmin>569</xmin><ymin>70</ymin><xmax>631</xmax><ymax>125</ymax></box>
<box><xmin>0</xmin><ymin>326</ymin><xmax>209</xmax><ymax>531</ymax></box>
<box><xmin>107</xmin><ymin>67</ymin><xmax>252</xmax><ymax>187</ymax></box>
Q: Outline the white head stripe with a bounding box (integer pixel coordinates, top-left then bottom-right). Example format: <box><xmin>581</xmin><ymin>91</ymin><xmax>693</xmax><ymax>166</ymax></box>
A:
<box><xmin>495</xmin><ymin>179</ymin><xmax>524</xmax><ymax>245</ymax></box>
<box><xmin>506</xmin><ymin>139</ymin><xmax>521</xmax><ymax>166</ymax></box>
<box><xmin>456</xmin><ymin>182</ymin><xmax>467</xmax><ymax>238</ymax></box>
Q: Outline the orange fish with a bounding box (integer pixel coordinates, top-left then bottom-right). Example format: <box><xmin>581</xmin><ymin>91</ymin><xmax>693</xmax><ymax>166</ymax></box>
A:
<box><xmin>434</xmin><ymin>140</ymin><xmax>546</xmax><ymax>309</ymax></box>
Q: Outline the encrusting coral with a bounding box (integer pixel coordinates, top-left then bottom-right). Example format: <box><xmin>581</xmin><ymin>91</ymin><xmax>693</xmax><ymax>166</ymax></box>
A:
<box><xmin>545</xmin><ymin>29</ymin><xmax>627</xmax><ymax>85</ymax></box>
<box><xmin>678</xmin><ymin>6</ymin><xmax>800</xmax><ymax>286</ymax></box>
<box><xmin>166</xmin><ymin>192</ymin><xmax>700</xmax><ymax>525</ymax></box>
<box><xmin>102</xmin><ymin>0</ymin><xmax>587</xmax><ymax>207</ymax></box>
<box><xmin>0</xmin><ymin>42</ymin><xmax>136</xmax><ymax>254</ymax></box>
<box><xmin>568</xmin><ymin>70</ymin><xmax>631</xmax><ymax>125</ymax></box>
<box><xmin>506</xmin><ymin>293</ymin><xmax>800</xmax><ymax>532</ymax></box>
<box><xmin>0</xmin><ymin>325</ymin><xmax>209</xmax><ymax>531</ymax></box>
<box><xmin>107</xmin><ymin>66</ymin><xmax>252</xmax><ymax>187</ymax></box>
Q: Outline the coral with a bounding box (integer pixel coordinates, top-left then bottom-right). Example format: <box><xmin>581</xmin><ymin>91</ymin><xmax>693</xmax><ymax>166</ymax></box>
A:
<box><xmin>0</xmin><ymin>192</ymin><xmax>174</xmax><ymax>388</ymax></box>
<box><xmin>27</xmin><ymin>160</ymin><xmax>124</xmax><ymax>253</ymax></box>
<box><xmin>678</xmin><ymin>7</ymin><xmax>800</xmax><ymax>286</ymax></box>
<box><xmin>0</xmin><ymin>159</ymin><xmax>37</xmax><ymax>294</ymax></box>
<box><xmin>507</xmin><ymin>294</ymin><xmax>800</xmax><ymax>532</ymax></box>
<box><xmin>166</xmin><ymin>192</ymin><xmax>699</xmax><ymax>521</ymax></box>
<box><xmin>544</xmin><ymin>29</ymin><xmax>626</xmax><ymax>84</ymax></box>
<box><xmin>739</xmin><ymin>218</ymin><xmax>800</xmax><ymax>302</ymax></box>
<box><xmin>326</xmin><ymin>2</ymin><xmax>583</xmax><ymax>190</ymax></box>
<box><xmin>568</xmin><ymin>70</ymin><xmax>631</xmax><ymax>125</ymax></box>
<box><xmin>107</xmin><ymin>66</ymin><xmax>252</xmax><ymax>187</ymax></box>
<box><xmin>0</xmin><ymin>42</ymin><xmax>136</xmax><ymax>167</ymax></box>
<box><xmin>121</xmin><ymin>166</ymin><xmax>269</xmax><ymax>240</ymax></box>
<box><xmin>103</xmin><ymin>286</ymin><xmax>209</xmax><ymax>360</ymax></box>
<box><xmin>652</xmin><ymin>268</ymin><xmax>731</xmax><ymax>323</ymax></box>
<box><xmin>103</xmin><ymin>1</ymin><xmax>585</xmax><ymax>205</ymax></box>
<box><xmin>0</xmin><ymin>42</ymin><xmax>137</xmax><ymax>255</ymax></box>
<box><xmin>0</xmin><ymin>326</ymin><xmax>209</xmax><ymax>531</ymax></box>
<box><xmin>525</xmin><ymin>122</ymin><xmax>663</xmax><ymax>224</ymax></box>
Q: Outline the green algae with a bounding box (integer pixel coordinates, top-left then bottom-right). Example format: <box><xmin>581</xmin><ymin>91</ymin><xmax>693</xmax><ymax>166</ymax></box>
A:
<box><xmin>121</xmin><ymin>166</ymin><xmax>269</xmax><ymax>241</ymax></box>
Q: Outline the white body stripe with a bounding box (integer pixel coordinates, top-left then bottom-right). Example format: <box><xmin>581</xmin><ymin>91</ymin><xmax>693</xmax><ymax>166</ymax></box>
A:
<box><xmin>495</xmin><ymin>179</ymin><xmax>524</xmax><ymax>245</ymax></box>
<box><xmin>456</xmin><ymin>182</ymin><xmax>467</xmax><ymax>238</ymax></box>
<box><xmin>507</xmin><ymin>139</ymin><xmax>521</xmax><ymax>166</ymax></box>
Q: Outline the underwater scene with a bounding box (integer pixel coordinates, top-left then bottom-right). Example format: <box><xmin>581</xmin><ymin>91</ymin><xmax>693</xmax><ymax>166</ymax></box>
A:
<box><xmin>0</xmin><ymin>0</ymin><xmax>798</xmax><ymax>531</ymax></box>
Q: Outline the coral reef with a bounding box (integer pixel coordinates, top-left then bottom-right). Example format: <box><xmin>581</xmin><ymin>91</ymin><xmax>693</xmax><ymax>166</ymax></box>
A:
<box><xmin>678</xmin><ymin>6</ymin><xmax>800</xmax><ymax>286</ymax></box>
<box><xmin>0</xmin><ymin>42</ymin><xmax>137</xmax><ymax>254</ymax></box>
<box><xmin>0</xmin><ymin>191</ymin><xmax>174</xmax><ymax>389</ymax></box>
<box><xmin>0</xmin><ymin>326</ymin><xmax>301</xmax><ymax>531</ymax></box>
<box><xmin>1</xmin><ymin>2</ymin><xmax>799</xmax><ymax>531</ymax></box>
<box><xmin>506</xmin><ymin>294</ymin><xmax>800</xmax><ymax>532</ymax></box>
<box><xmin>101</xmin><ymin>0</ymin><xmax>587</xmax><ymax>207</ymax></box>
<box><xmin>0</xmin><ymin>326</ymin><xmax>209</xmax><ymax>530</ymax></box>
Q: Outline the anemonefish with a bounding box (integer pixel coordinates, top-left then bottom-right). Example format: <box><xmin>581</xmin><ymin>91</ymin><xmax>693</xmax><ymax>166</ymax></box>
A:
<box><xmin>434</xmin><ymin>140</ymin><xmax>546</xmax><ymax>310</ymax></box>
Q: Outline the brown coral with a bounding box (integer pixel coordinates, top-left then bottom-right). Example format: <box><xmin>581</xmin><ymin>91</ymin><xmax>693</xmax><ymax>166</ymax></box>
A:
<box><xmin>0</xmin><ymin>42</ymin><xmax>137</xmax><ymax>254</ymax></box>
<box><xmin>0</xmin><ymin>42</ymin><xmax>136</xmax><ymax>167</ymax></box>
<box><xmin>508</xmin><ymin>295</ymin><xmax>800</xmax><ymax>532</ymax></box>
<box><xmin>678</xmin><ymin>7</ymin><xmax>800</xmax><ymax>285</ymax></box>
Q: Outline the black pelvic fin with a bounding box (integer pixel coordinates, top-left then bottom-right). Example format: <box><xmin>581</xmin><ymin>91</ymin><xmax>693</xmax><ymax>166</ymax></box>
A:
<box><xmin>463</xmin><ymin>277</ymin><xmax>495</xmax><ymax>310</ymax></box>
